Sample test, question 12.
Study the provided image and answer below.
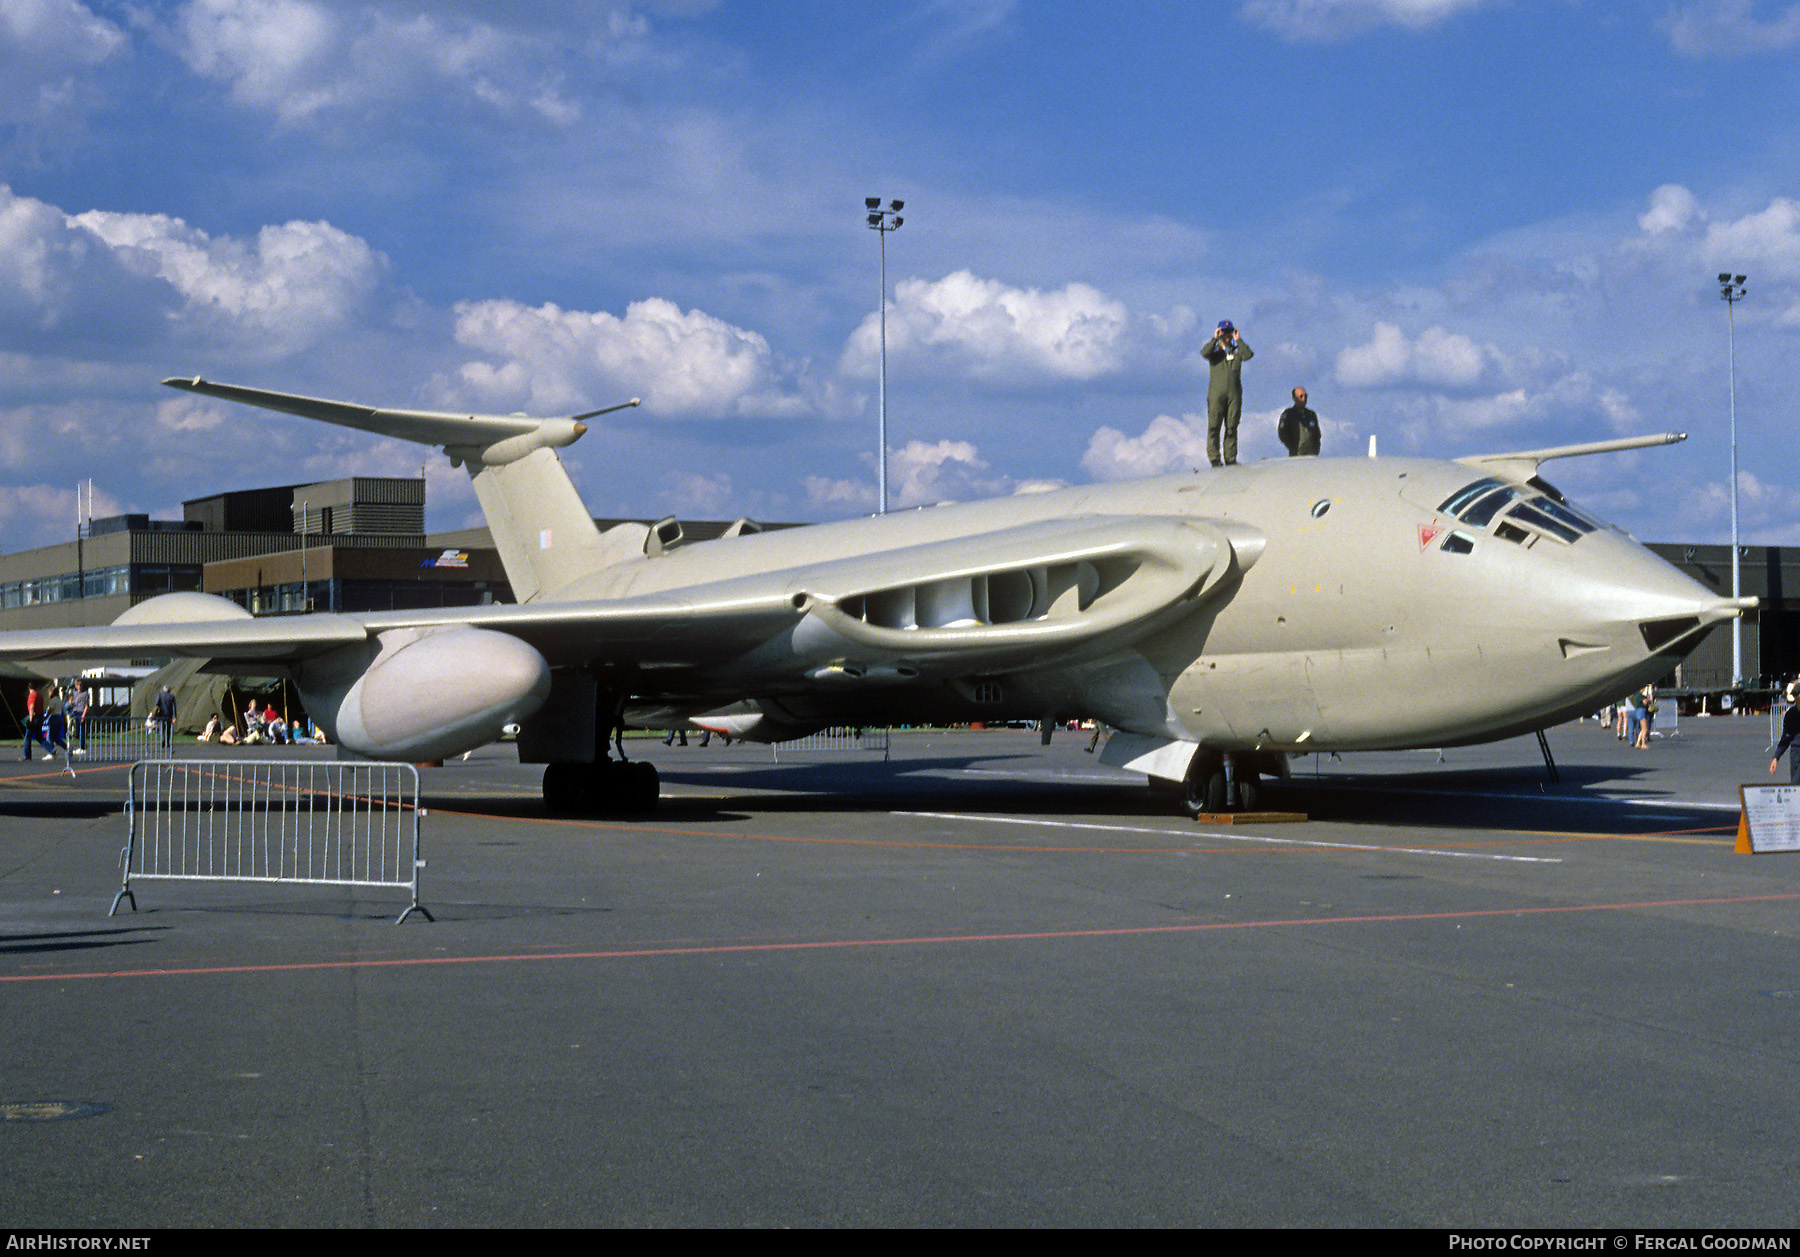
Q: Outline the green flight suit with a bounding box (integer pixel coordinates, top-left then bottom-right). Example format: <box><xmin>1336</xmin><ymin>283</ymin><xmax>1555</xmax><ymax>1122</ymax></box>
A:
<box><xmin>1202</xmin><ymin>333</ymin><xmax>1253</xmax><ymax>465</ymax></box>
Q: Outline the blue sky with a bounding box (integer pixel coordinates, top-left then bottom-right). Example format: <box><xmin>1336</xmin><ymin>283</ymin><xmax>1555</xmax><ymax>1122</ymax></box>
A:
<box><xmin>2</xmin><ymin>0</ymin><xmax>1798</xmax><ymax>550</ymax></box>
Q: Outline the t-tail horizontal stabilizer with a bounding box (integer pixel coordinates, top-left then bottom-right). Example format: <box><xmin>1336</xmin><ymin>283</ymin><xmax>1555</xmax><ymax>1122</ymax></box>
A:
<box><xmin>162</xmin><ymin>377</ymin><xmax>643</xmax><ymax>603</ymax></box>
<box><xmin>1459</xmin><ymin>432</ymin><xmax>1686</xmax><ymax>482</ymax></box>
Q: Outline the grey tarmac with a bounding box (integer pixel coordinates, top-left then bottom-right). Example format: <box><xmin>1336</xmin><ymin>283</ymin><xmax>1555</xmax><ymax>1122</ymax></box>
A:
<box><xmin>1</xmin><ymin>719</ymin><xmax>1796</xmax><ymax>1228</ymax></box>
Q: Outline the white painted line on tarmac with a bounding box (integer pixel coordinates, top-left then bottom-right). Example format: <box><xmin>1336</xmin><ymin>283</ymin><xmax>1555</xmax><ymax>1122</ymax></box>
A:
<box><xmin>1311</xmin><ymin>783</ymin><xmax>1741</xmax><ymax>813</ymax></box>
<box><xmin>896</xmin><ymin>811</ymin><xmax>1563</xmax><ymax>864</ymax></box>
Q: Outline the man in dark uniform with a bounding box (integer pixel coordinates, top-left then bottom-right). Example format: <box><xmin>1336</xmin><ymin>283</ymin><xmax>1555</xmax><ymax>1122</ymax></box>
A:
<box><xmin>1201</xmin><ymin>320</ymin><xmax>1253</xmax><ymax>467</ymax></box>
<box><xmin>1772</xmin><ymin>683</ymin><xmax>1800</xmax><ymax>783</ymax></box>
<box><xmin>1278</xmin><ymin>386</ymin><xmax>1322</xmax><ymax>457</ymax></box>
<box><xmin>154</xmin><ymin>684</ymin><xmax>177</xmax><ymax>750</ymax></box>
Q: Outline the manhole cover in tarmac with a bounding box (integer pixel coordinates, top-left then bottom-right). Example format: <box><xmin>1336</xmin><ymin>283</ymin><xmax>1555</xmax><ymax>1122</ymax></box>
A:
<box><xmin>1</xmin><ymin>1101</ymin><xmax>112</xmax><ymax>1122</ymax></box>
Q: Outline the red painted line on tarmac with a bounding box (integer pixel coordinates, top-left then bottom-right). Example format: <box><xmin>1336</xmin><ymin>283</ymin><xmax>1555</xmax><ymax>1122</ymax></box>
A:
<box><xmin>7</xmin><ymin>892</ymin><xmax>1796</xmax><ymax>985</ymax></box>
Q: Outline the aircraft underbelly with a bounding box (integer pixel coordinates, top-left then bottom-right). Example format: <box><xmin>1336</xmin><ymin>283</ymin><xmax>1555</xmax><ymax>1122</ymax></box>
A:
<box><xmin>1301</xmin><ymin>643</ymin><xmax>1492</xmax><ymax>746</ymax></box>
<box><xmin>1170</xmin><ymin>651</ymin><xmax>1326</xmax><ymax>746</ymax></box>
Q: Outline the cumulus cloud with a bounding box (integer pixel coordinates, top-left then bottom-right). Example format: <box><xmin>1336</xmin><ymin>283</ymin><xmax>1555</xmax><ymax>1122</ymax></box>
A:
<box><xmin>1627</xmin><ymin>184</ymin><xmax>1800</xmax><ymax>320</ymax></box>
<box><xmin>664</xmin><ymin>470</ymin><xmax>734</xmax><ymax>515</ymax></box>
<box><xmin>71</xmin><ymin>208</ymin><xmax>385</xmax><ymax>356</ymax></box>
<box><xmin>801</xmin><ymin>439</ymin><xmax>1014</xmax><ymax>513</ymax></box>
<box><xmin>843</xmin><ymin>270</ymin><xmax>1130</xmax><ymax>383</ymax></box>
<box><xmin>0</xmin><ymin>0</ymin><xmax>128</xmax><ymax>136</ymax></box>
<box><xmin>172</xmin><ymin>0</ymin><xmax>596</xmax><ymax>126</ymax></box>
<box><xmin>1334</xmin><ymin>322</ymin><xmax>1496</xmax><ymax>389</ymax></box>
<box><xmin>0</xmin><ymin>480</ymin><xmax>125</xmax><ymax>540</ymax></box>
<box><xmin>803</xmin><ymin>474</ymin><xmax>875</xmax><ymax>514</ymax></box>
<box><xmin>1639</xmin><ymin>185</ymin><xmax>1703</xmax><ymax>236</ymax></box>
<box><xmin>1081</xmin><ymin>413</ymin><xmax>1210</xmax><ymax>481</ymax></box>
<box><xmin>0</xmin><ymin>185</ymin><xmax>381</xmax><ymax>356</ymax></box>
<box><xmin>1661</xmin><ymin>0</ymin><xmax>1800</xmax><ymax>56</ymax></box>
<box><xmin>0</xmin><ymin>185</ymin><xmax>100</xmax><ymax>330</ymax></box>
<box><xmin>888</xmin><ymin>438</ymin><xmax>1013</xmax><ymax>506</ymax></box>
<box><xmin>450</xmin><ymin>296</ymin><xmax>813</xmax><ymax>419</ymax></box>
<box><xmin>1239</xmin><ymin>0</ymin><xmax>1497</xmax><ymax>41</ymax></box>
<box><xmin>1681</xmin><ymin>470</ymin><xmax>1800</xmax><ymax>542</ymax></box>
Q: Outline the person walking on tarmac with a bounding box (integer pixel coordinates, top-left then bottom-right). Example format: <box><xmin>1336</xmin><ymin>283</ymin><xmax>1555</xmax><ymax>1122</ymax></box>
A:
<box><xmin>21</xmin><ymin>684</ymin><xmax>51</xmax><ymax>760</ymax></box>
<box><xmin>153</xmin><ymin>685</ymin><xmax>177</xmax><ymax>750</ymax></box>
<box><xmin>1772</xmin><ymin>682</ymin><xmax>1800</xmax><ymax>783</ymax></box>
<box><xmin>1201</xmin><ymin>320</ymin><xmax>1253</xmax><ymax>467</ymax></box>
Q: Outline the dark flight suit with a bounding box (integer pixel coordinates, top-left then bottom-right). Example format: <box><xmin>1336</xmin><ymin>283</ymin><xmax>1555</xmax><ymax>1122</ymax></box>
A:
<box><xmin>1278</xmin><ymin>403</ymin><xmax>1321</xmax><ymax>456</ymax></box>
<box><xmin>1774</xmin><ymin>705</ymin><xmax>1800</xmax><ymax>783</ymax></box>
<box><xmin>1201</xmin><ymin>333</ymin><xmax>1253</xmax><ymax>465</ymax></box>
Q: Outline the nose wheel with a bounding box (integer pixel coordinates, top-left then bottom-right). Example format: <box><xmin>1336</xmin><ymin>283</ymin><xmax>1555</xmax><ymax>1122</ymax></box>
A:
<box><xmin>1181</xmin><ymin>750</ymin><xmax>1266</xmax><ymax>817</ymax></box>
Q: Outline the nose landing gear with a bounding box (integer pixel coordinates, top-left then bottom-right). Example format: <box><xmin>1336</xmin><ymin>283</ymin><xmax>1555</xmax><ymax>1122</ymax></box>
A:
<box><xmin>1181</xmin><ymin>749</ymin><xmax>1277</xmax><ymax>818</ymax></box>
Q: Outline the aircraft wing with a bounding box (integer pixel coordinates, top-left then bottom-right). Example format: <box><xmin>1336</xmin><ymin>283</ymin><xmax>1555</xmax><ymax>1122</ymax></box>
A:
<box><xmin>0</xmin><ymin>514</ymin><xmax>1251</xmax><ymax>685</ymax></box>
<box><xmin>0</xmin><ymin>614</ymin><xmax>369</xmax><ymax>664</ymax></box>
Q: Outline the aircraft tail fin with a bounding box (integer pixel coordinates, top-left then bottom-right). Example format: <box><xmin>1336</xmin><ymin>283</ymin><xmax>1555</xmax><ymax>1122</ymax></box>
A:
<box><xmin>163</xmin><ymin>378</ymin><xmax>641</xmax><ymax>603</ymax></box>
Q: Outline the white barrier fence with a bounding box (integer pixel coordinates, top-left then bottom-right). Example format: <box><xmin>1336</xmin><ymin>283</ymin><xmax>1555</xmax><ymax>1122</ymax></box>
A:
<box><xmin>70</xmin><ymin>713</ymin><xmax>173</xmax><ymax>763</ymax></box>
<box><xmin>771</xmin><ymin>726</ymin><xmax>891</xmax><ymax>762</ymax></box>
<box><xmin>113</xmin><ymin>760</ymin><xmax>430</xmax><ymax>924</ymax></box>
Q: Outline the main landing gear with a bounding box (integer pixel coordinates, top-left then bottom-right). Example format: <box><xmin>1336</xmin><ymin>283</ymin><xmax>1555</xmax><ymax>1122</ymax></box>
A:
<box><xmin>542</xmin><ymin>758</ymin><xmax>660</xmax><ymax>815</ymax></box>
<box><xmin>539</xmin><ymin>682</ymin><xmax>661</xmax><ymax>816</ymax></box>
<box><xmin>1181</xmin><ymin>748</ymin><xmax>1282</xmax><ymax>818</ymax></box>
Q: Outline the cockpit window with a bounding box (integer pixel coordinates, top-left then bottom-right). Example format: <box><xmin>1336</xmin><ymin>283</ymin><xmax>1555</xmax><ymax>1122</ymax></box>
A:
<box><xmin>1506</xmin><ymin>502</ymin><xmax>1583</xmax><ymax>544</ymax></box>
<box><xmin>1436</xmin><ymin>477</ymin><xmax>1610</xmax><ymax>547</ymax></box>
<box><xmin>1438</xmin><ymin>478</ymin><xmax>1505</xmax><ymax>517</ymax></box>
<box><xmin>1528</xmin><ymin>496</ymin><xmax>1599</xmax><ymax>535</ymax></box>
<box><xmin>1459</xmin><ymin>486</ymin><xmax>1520</xmax><ymax>527</ymax></box>
<box><xmin>1440</xmin><ymin>531</ymin><xmax>1476</xmax><ymax>554</ymax></box>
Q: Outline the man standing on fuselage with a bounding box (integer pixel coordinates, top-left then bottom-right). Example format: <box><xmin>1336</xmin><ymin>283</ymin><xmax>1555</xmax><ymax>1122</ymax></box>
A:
<box><xmin>1201</xmin><ymin>320</ymin><xmax>1253</xmax><ymax>467</ymax></box>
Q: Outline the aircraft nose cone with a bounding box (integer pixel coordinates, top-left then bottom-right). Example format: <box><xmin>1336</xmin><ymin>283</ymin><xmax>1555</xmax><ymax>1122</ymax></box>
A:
<box><xmin>1567</xmin><ymin>536</ymin><xmax>1752</xmax><ymax>663</ymax></box>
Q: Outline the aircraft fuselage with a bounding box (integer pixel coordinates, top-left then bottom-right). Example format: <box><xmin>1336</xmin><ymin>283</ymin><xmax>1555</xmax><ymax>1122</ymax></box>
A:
<box><xmin>582</xmin><ymin>455</ymin><xmax>1730</xmax><ymax>755</ymax></box>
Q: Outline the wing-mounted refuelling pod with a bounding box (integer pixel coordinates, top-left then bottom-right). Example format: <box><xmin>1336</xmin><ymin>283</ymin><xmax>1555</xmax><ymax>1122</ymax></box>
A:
<box><xmin>296</xmin><ymin>626</ymin><xmax>552</xmax><ymax>763</ymax></box>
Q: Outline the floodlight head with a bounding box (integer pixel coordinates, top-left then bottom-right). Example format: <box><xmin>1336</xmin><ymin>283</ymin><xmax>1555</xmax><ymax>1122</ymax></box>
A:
<box><xmin>1734</xmin><ymin>275</ymin><xmax>1747</xmax><ymax>285</ymax></box>
<box><xmin>892</xmin><ymin>216</ymin><xmax>903</xmax><ymax>228</ymax></box>
<box><xmin>867</xmin><ymin>212</ymin><xmax>881</xmax><ymax>226</ymax></box>
<box><xmin>1720</xmin><ymin>273</ymin><xmax>1732</xmax><ymax>283</ymax></box>
<box><xmin>891</xmin><ymin>200</ymin><xmax>904</xmax><ymax>211</ymax></box>
<box><xmin>866</xmin><ymin>197</ymin><xmax>880</xmax><ymax>209</ymax></box>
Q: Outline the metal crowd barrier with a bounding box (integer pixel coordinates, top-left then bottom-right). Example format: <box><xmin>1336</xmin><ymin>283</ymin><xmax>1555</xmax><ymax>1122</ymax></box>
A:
<box><xmin>67</xmin><ymin>713</ymin><xmax>173</xmax><ymax>763</ymax></box>
<box><xmin>771</xmin><ymin>726</ymin><xmax>891</xmax><ymax>762</ymax></box>
<box><xmin>112</xmin><ymin>760</ymin><xmax>431</xmax><ymax>924</ymax></box>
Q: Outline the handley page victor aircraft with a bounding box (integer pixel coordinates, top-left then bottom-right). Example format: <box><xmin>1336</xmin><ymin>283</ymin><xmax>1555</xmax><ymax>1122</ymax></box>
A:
<box><xmin>0</xmin><ymin>378</ymin><xmax>1753</xmax><ymax>815</ymax></box>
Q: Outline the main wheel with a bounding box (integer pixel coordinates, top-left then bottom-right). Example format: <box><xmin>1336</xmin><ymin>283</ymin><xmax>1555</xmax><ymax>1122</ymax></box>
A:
<box><xmin>624</xmin><ymin>760</ymin><xmax>659</xmax><ymax>812</ymax></box>
<box><xmin>1236</xmin><ymin>771</ymin><xmax>1262</xmax><ymax>813</ymax></box>
<box><xmin>1182</xmin><ymin>752</ymin><xmax>1227</xmax><ymax>818</ymax></box>
<box><xmin>543</xmin><ymin>762</ymin><xmax>584</xmax><ymax>814</ymax></box>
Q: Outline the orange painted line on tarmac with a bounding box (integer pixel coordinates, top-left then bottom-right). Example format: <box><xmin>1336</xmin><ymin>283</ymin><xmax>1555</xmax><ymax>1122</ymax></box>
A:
<box><xmin>1</xmin><ymin>762</ymin><xmax>131</xmax><ymax>784</ymax></box>
<box><xmin>8</xmin><ymin>892</ymin><xmax>1797</xmax><ymax>985</ymax></box>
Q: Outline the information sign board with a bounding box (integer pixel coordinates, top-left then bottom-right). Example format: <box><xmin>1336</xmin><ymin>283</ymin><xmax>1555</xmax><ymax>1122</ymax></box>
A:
<box><xmin>1736</xmin><ymin>783</ymin><xmax>1800</xmax><ymax>854</ymax></box>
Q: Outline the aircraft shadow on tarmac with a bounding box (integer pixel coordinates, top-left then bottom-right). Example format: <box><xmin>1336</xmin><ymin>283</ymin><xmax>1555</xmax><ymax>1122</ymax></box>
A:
<box><xmin>0</xmin><ymin>797</ymin><xmax>122</xmax><ymax>820</ymax></box>
<box><xmin>430</xmin><ymin>752</ymin><xmax>1728</xmax><ymax>834</ymax></box>
<box><xmin>0</xmin><ymin>925</ymin><xmax>166</xmax><ymax>956</ymax></box>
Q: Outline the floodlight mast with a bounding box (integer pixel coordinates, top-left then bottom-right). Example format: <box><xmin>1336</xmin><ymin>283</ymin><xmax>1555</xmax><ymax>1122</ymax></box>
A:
<box><xmin>1719</xmin><ymin>272</ymin><xmax>1748</xmax><ymax>687</ymax></box>
<box><xmin>866</xmin><ymin>197</ymin><xmax>904</xmax><ymax>513</ymax></box>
